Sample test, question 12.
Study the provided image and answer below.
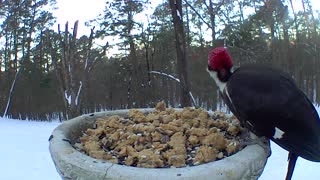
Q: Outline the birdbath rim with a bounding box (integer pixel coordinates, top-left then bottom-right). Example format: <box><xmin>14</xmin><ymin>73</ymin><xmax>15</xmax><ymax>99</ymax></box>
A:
<box><xmin>49</xmin><ymin>108</ymin><xmax>270</xmax><ymax>180</ymax></box>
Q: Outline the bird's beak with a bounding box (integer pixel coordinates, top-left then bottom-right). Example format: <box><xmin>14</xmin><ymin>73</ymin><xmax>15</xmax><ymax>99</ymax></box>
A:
<box><xmin>207</xmin><ymin>65</ymin><xmax>214</xmax><ymax>71</ymax></box>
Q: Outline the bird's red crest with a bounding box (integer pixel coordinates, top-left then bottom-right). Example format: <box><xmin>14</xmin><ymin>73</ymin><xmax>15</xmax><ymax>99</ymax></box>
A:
<box><xmin>208</xmin><ymin>47</ymin><xmax>233</xmax><ymax>71</ymax></box>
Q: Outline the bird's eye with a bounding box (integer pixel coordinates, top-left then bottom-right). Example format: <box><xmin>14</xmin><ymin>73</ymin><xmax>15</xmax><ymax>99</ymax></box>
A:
<box><xmin>208</xmin><ymin>65</ymin><xmax>214</xmax><ymax>71</ymax></box>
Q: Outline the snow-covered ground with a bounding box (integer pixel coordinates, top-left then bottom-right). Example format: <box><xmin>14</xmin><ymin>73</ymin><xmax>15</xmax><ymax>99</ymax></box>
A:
<box><xmin>260</xmin><ymin>106</ymin><xmax>320</xmax><ymax>180</ymax></box>
<box><xmin>1</xmin><ymin>114</ymin><xmax>320</xmax><ymax>180</ymax></box>
<box><xmin>0</xmin><ymin>118</ymin><xmax>61</xmax><ymax>180</ymax></box>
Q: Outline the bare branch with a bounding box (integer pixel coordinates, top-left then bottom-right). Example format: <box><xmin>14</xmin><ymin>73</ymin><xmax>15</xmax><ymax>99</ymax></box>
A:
<box><xmin>150</xmin><ymin>71</ymin><xmax>196</xmax><ymax>107</ymax></box>
<box><xmin>75</xmin><ymin>81</ymin><xmax>83</xmax><ymax>106</ymax></box>
<box><xmin>150</xmin><ymin>71</ymin><xmax>180</xmax><ymax>82</ymax></box>
<box><xmin>183</xmin><ymin>0</ymin><xmax>211</xmax><ymax>28</ymax></box>
<box><xmin>3</xmin><ymin>67</ymin><xmax>22</xmax><ymax>117</ymax></box>
<box><xmin>84</xmin><ymin>26</ymin><xmax>95</xmax><ymax>71</ymax></box>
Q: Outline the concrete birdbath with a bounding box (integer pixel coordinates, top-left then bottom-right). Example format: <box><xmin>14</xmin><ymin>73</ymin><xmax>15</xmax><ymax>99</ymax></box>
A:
<box><xmin>49</xmin><ymin>108</ymin><xmax>270</xmax><ymax>180</ymax></box>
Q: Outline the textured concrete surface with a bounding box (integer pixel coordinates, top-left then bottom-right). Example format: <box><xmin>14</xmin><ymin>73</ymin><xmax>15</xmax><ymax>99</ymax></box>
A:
<box><xmin>49</xmin><ymin>109</ymin><xmax>270</xmax><ymax>180</ymax></box>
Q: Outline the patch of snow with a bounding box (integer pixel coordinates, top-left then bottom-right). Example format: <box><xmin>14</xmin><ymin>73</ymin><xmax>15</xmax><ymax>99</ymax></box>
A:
<box><xmin>1</xmin><ymin>105</ymin><xmax>320</xmax><ymax>179</ymax></box>
<box><xmin>84</xmin><ymin>58</ymin><xmax>88</xmax><ymax>70</ymax></box>
<box><xmin>260</xmin><ymin>104</ymin><xmax>320</xmax><ymax>180</ymax></box>
<box><xmin>64</xmin><ymin>90</ymin><xmax>71</xmax><ymax>105</ymax></box>
<box><xmin>188</xmin><ymin>91</ymin><xmax>196</xmax><ymax>107</ymax></box>
<box><xmin>176</xmin><ymin>9</ymin><xmax>181</xmax><ymax>20</ymax></box>
<box><xmin>0</xmin><ymin>117</ymin><xmax>61</xmax><ymax>180</ymax></box>
<box><xmin>3</xmin><ymin>67</ymin><xmax>21</xmax><ymax>117</ymax></box>
<box><xmin>259</xmin><ymin>142</ymin><xmax>320</xmax><ymax>180</ymax></box>
<box><xmin>75</xmin><ymin>81</ymin><xmax>82</xmax><ymax>106</ymax></box>
<box><xmin>150</xmin><ymin>71</ymin><xmax>180</xmax><ymax>83</ymax></box>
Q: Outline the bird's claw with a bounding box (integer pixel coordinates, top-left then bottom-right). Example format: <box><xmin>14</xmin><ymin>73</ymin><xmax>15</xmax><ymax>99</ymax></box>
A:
<box><xmin>240</xmin><ymin>131</ymin><xmax>271</xmax><ymax>157</ymax></box>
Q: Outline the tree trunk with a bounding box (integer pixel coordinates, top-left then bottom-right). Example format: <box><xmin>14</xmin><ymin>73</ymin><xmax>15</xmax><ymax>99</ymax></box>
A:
<box><xmin>54</xmin><ymin>21</ymin><xmax>85</xmax><ymax>120</ymax></box>
<box><xmin>185</xmin><ymin>4</ymin><xmax>191</xmax><ymax>50</ymax></box>
<box><xmin>3</xmin><ymin>67</ymin><xmax>22</xmax><ymax>117</ymax></box>
<box><xmin>289</xmin><ymin>0</ymin><xmax>300</xmax><ymax>42</ymax></box>
<box><xmin>127</xmin><ymin>7</ymin><xmax>138</xmax><ymax>108</ymax></box>
<box><xmin>302</xmin><ymin>0</ymin><xmax>317</xmax><ymax>37</ymax></box>
<box><xmin>169</xmin><ymin>0</ymin><xmax>192</xmax><ymax>107</ymax></box>
<box><xmin>128</xmin><ymin>36</ymin><xmax>137</xmax><ymax>108</ymax></box>
<box><xmin>208</xmin><ymin>0</ymin><xmax>216</xmax><ymax>43</ymax></box>
<box><xmin>301</xmin><ymin>0</ymin><xmax>311</xmax><ymax>38</ymax></box>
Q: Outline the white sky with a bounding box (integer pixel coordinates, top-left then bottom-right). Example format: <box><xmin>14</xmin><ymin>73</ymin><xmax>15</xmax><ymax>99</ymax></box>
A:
<box><xmin>52</xmin><ymin>0</ymin><xmax>320</xmax><ymax>56</ymax></box>
<box><xmin>52</xmin><ymin>0</ymin><xmax>106</xmax><ymax>36</ymax></box>
<box><xmin>52</xmin><ymin>0</ymin><xmax>163</xmax><ymax>56</ymax></box>
<box><xmin>52</xmin><ymin>0</ymin><xmax>320</xmax><ymax>36</ymax></box>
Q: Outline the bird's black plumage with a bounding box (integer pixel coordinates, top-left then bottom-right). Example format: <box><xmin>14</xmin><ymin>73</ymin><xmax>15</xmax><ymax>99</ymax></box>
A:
<box><xmin>223</xmin><ymin>65</ymin><xmax>320</xmax><ymax>162</ymax></box>
<box><xmin>207</xmin><ymin>47</ymin><xmax>320</xmax><ymax>179</ymax></box>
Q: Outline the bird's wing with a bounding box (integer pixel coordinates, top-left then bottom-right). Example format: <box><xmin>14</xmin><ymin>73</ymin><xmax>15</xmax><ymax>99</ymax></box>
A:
<box><xmin>226</xmin><ymin>65</ymin><xmax>320</xmax><ymax>161</ymax></box>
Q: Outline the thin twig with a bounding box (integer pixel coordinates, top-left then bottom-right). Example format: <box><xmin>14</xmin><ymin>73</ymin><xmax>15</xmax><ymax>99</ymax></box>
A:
<box><xmin>150</xmin><ymin>71</ymin><xmax>197</xmax><ymax>107</ymax></box>
<box><xmin>183</xmin><ymin>0</ymin><xmax>211</xmax><ymax>28</ymax></box>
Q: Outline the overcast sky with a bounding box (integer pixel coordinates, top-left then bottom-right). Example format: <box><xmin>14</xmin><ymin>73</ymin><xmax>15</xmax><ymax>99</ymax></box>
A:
<box><xmin>52</xmin><ymin>0</ymin><xmax>319</xmax><ymax>36</ymax></box>
<box><xmin>52</xmin><ymin>0</ymin><xmax>106</xmax><ymax>36</ymax></box>
<box><xmin>51</xmin><ymin>0</ymin><xmax>319</xmax><ymax>56</ymax></box>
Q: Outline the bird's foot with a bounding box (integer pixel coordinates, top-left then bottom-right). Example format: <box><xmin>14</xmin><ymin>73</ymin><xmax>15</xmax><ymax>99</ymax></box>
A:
<box><xmin>240</xmin><ymin>130</ymin><xmax>271</xmax><ymax>157</ymax></box>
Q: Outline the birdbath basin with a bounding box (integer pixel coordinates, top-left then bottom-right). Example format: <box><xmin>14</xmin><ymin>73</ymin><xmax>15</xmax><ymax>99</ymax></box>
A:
<box><xmin>49</xmin><ymin>109</ymin><xmax>270</xmax><ymax>180</ymax></box>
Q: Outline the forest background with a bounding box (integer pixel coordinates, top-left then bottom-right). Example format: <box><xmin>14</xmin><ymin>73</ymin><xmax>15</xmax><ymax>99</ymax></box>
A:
<box><xmin>0</xmin><ymin>0</ymin><xmax>319</xmax><ymax>120</ymax></box>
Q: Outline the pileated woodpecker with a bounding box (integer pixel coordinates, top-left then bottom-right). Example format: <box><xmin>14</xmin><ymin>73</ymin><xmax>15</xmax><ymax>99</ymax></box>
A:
<box><xmin>207</xmin><ymin>47</ymin><xmax>320</xmax><ymax>180</ymax></box>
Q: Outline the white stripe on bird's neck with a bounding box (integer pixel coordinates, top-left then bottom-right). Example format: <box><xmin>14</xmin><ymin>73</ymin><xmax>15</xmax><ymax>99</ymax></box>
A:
<box><xmin>207</xmin><ymin>70</ymin><xmax>226</xmax><ymax>92</ymax></box>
